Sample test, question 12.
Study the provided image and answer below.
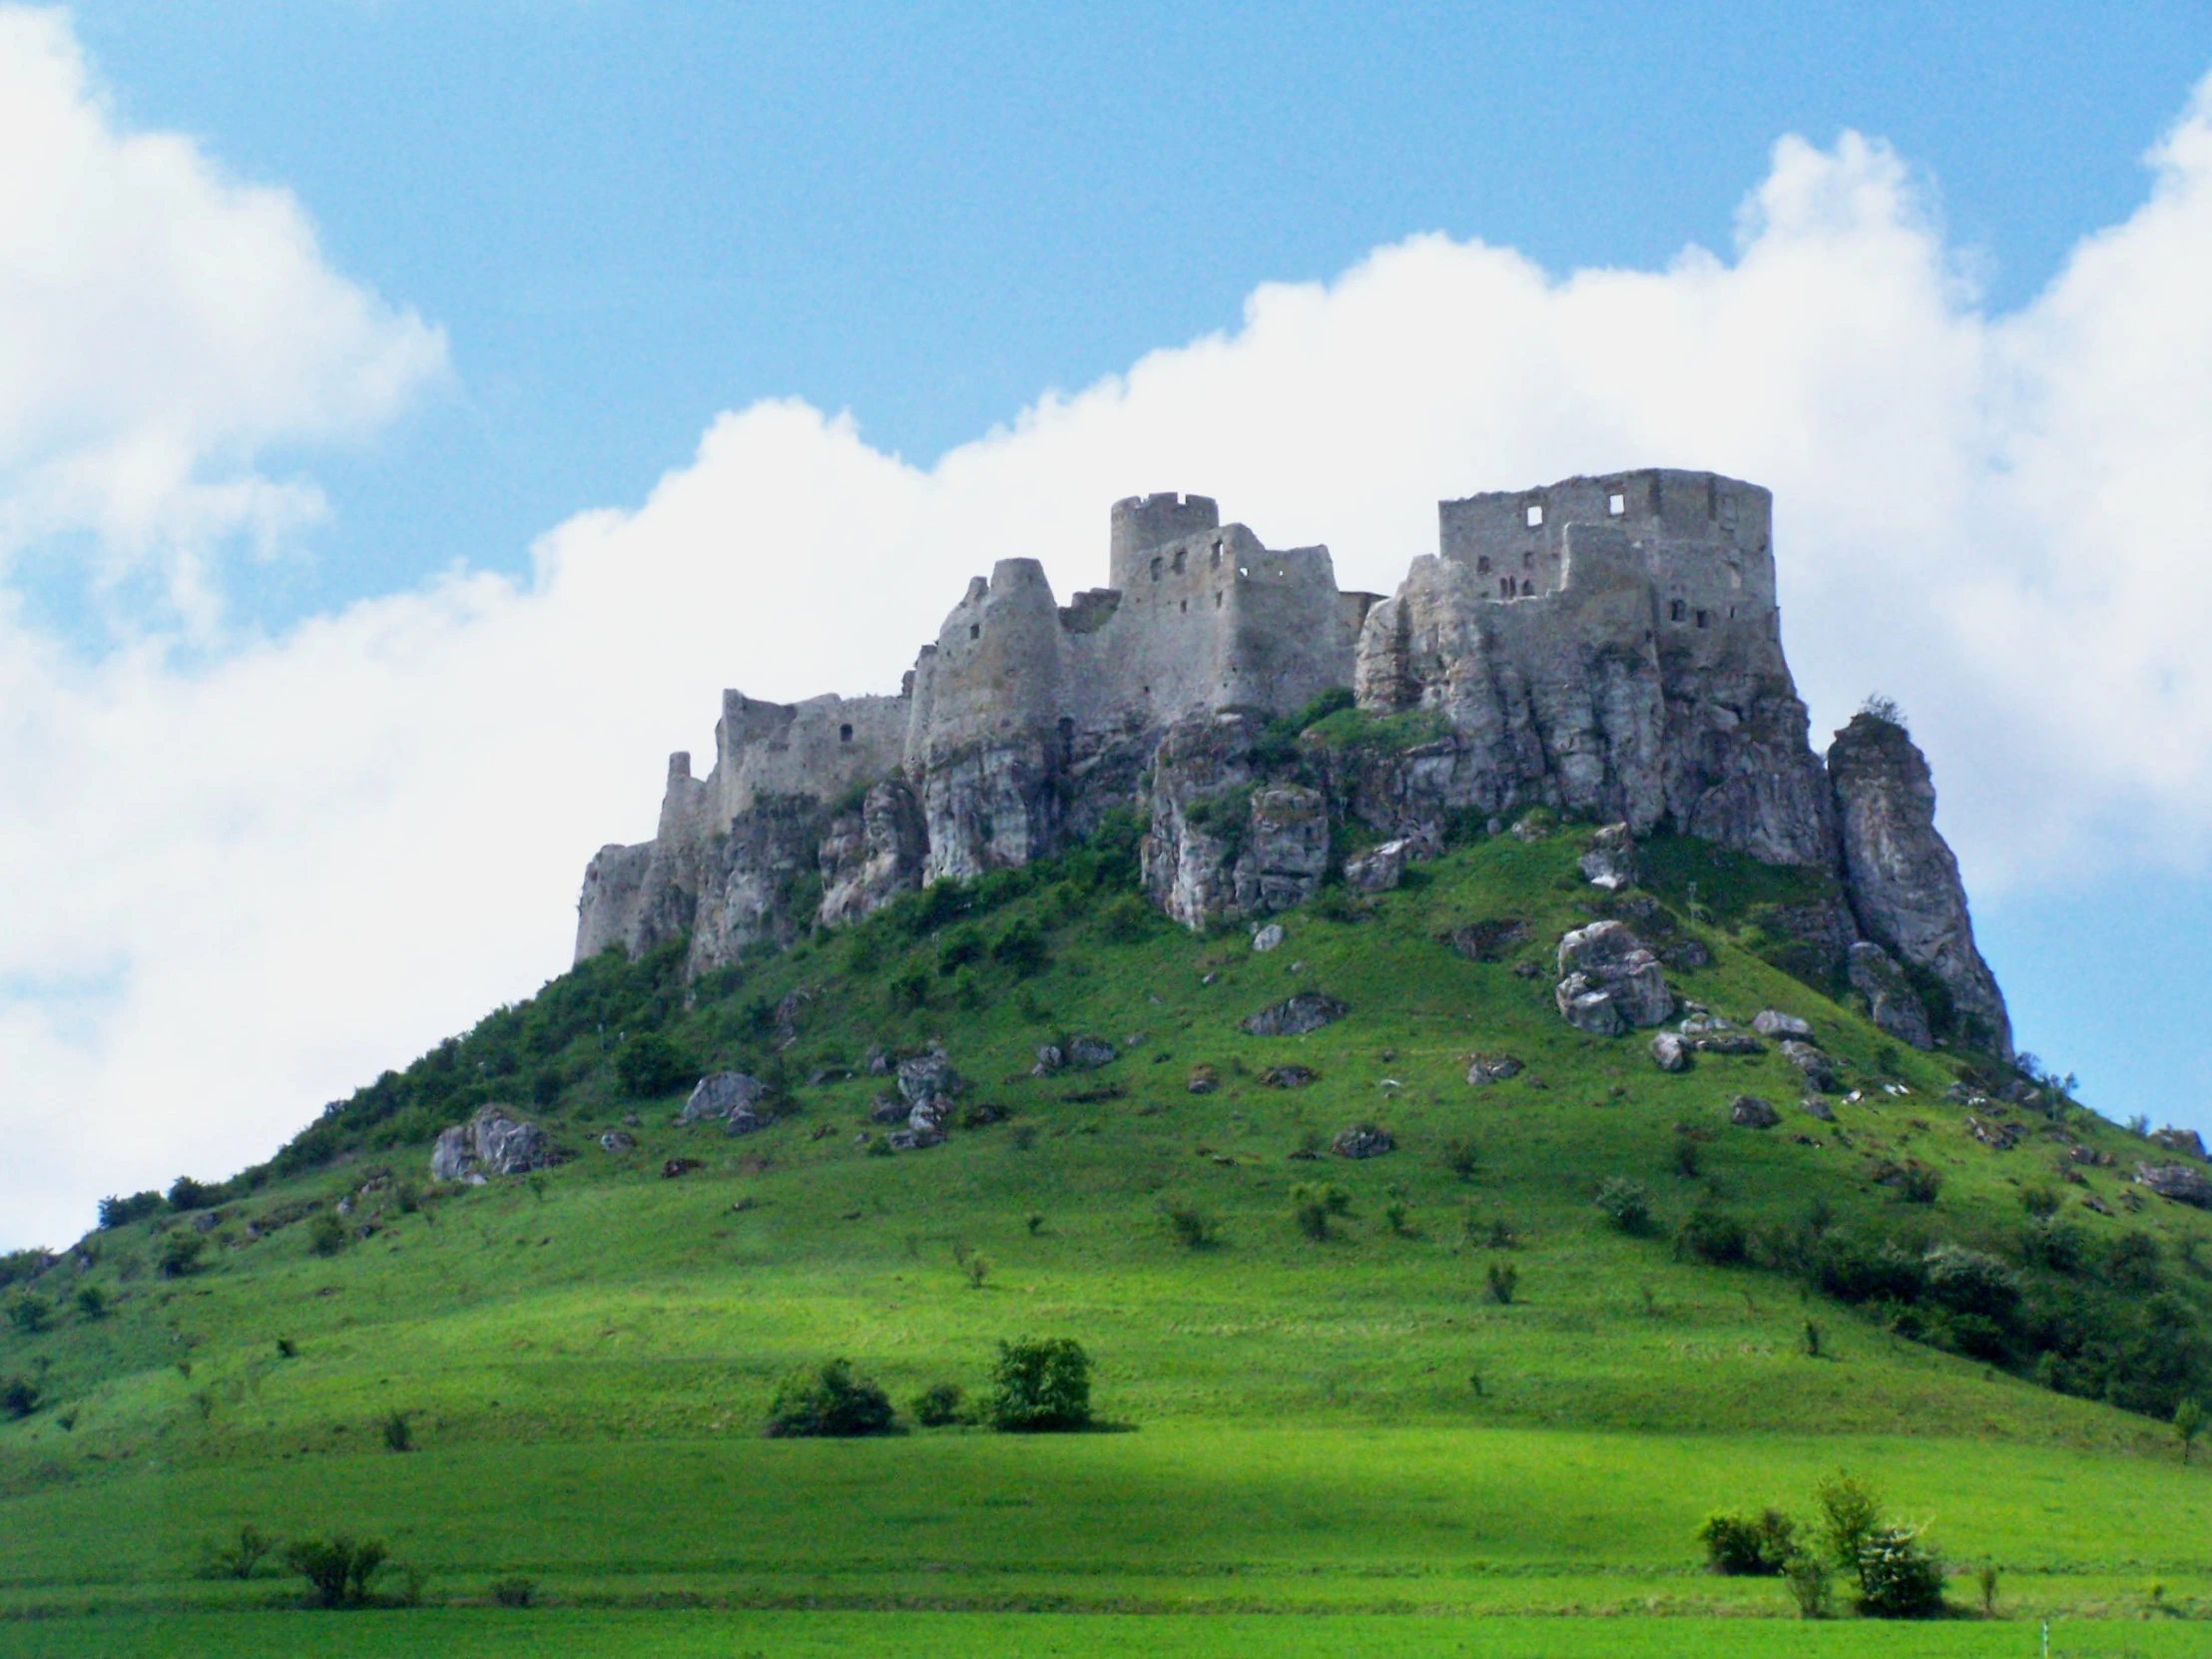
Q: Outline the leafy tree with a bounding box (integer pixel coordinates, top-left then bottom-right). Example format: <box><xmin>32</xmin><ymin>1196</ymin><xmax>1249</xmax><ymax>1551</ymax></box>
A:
<box><xmin>200</xmin><ymin>1524</ymin><xmax>275</xmax><ymax>1581</ymax></box>
<box><xmin>6</xmin><ymin>1295</ymin><xmax>52</xmax><ymax>1335</ymax></box>
<box><xmin>74</xmin><ymin>1285</ymin><xmax>110</xmax><ymax>1321</ymax></box>
<box><xmin>1594</xmin><ymin>1177</ymin><xmax>1653</xmax><ymax>1234</ymax></box>
<box><xmin>1814</xmin><ymin>1471</ymin><xmax>1881</xmax><ymax>1570</ymax></box>
<box><xmin>911</xmin><ymin>1382</ymin><xmax>965</xmax><ymax>1426</ymax></box>
<box><xmin>158</xmin><ymin>1231</ymin><xmax>206</xmax><ymax>1279</ymax></box>
<box><xmin>167</xmin><ymin>1176</ymin><xmax>216</xmax><ymax>1212</ymax></box>
<box><xmin>1697</xmin><ymin>1508</ymin><xmax>1797</xmax><ymax>1576</ymax></box>
<box><xmin>765</xmin><ymin>1359</ymin><xmax>895</xmax><ymax>1437</ymax></box>
<box><xmin>307</xmin><ymin>1211</ymin><xmax>346</xmax><ymax>1258</ymax></box>
<box><xmin>1855</xmin><ymin>1524</ymin><xmax>1944</xmax><ymax>1618</ymax></box>
<box><xmin>97</xmin><ymin>1191</ymin><xmax>165</xmax><ymax>1230</ymax></box>
<box><xmin>2175</xmin><ymin>1396</ymin><xmax>2204</xmax><ymax>1465</ymax></box>
<box><xmin>985</xmin><ymin>1337</ymin><xmax>1092</xmax><ymax>1431</ymax></box>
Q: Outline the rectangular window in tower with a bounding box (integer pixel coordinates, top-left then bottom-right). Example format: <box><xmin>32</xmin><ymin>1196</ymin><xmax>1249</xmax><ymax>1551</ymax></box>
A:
<box><xmin>1670</xmin><ymin>599</ymin><xmax>1686</xmax><ymax>622</ymax></box>
<box><xmin>1608</xmin><ymin>492</ymin><xmax>1626</xmax><ymax>515</ymax></box>
<box><xmin>1525</xmin><ymin>504</ymin><xmax>1543</xmax><ymax>527</ymax></box>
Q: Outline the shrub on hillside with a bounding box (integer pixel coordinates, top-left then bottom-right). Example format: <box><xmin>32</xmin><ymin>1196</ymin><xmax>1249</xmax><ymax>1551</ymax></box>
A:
<box><xmin>1921</xmin><ymin>1245</ymin><xmax>2018</xmax><ymax>1319</ymax></box>
<box><xmin>991</xmin><ymin>919</ymin><xmax>1050</xmax><ymax>974</ymax></box>
<box><xmin>490</xmin><ymin>1575</ymin><xmax>536</xmax><ymax>1607</ymax></box>
<box><xmin>1485</xmin><ymin>1262</ymin><xmax>1519</xmax><ymax>1305</ymax></box>
<box><xmin>1697</xmin><ymin>1508</ymin><xmax>1797</xmax><ymax>1576</ymax></box>
<box><xmin>1160</xmin><ymin>1202</ymin><xmax>1218</xmax><ymax>1250</ymax></box>
<box><xmin>158</xmin><ymin>1231</ymin><xmax>207</xmax><ymax>1278</ymax></box>
<box><xmin>167</xmin><ymin>1175</ymin><xmax>219</xmax><ymax>1212</ymax></box>
<box><xmin>1290</xmin><ymin>1184</ymin><xmax>1350</xmax><ymax>1241</ymax></box>
<box><xmin>765</xmin><ymin>1359</ymin><xmax>895</xmax><ymax>1438</ymax></box>
<box><xmin>1096</xmin><ymin>895</ymin><xmax>1153</xmax><ymax>945</ymax></box>
<box><xmin>282</xmin><ymin>1534</ymin><xmax>387</xmax><ymax>1608</ymax></box>
<box><xmin>1675</xmin><ymin>1203</ymin><xmax>1748</xmax><ymax>1265</ymax></box>
<box><xmin>911</xmin><ymin>1382</ymin><xmax>965</xmax><ymax>1426</ymax></box>
<box><xmin>307</xmin><ymin>1211</ymin><xmax>346</xmax><ymax>1258</ymax></box>
<box><xmin>1</xmin><ymin>1376</ymin><xmax>39</xmax><ymax>1418</ymax></box>
<box><xmin>74</xmin><ymin>1285</ymin><xmax>110</xmax><ymax>1321</ymax></box>
<box><xmin>614</xmin><ymin>1032</ymin><xmax>690</xmax><ymax>1098</ymax></box>
<box><xmin>1855</xmin><ymin>1524</ymin><xmax>1944</xmax><ymax>1618</ymax></box>
<box><xmin>97</xmin><ymin>1191</ymin><xmax>166</xmax><ymax>1230</ymax></box>
<box><xmin>886</xmin><ymin>968</ymin><xmax>930</xmax><ymax>1013</ymax></box>
<box><xmin>199</xmin><ymin>1524</ymin><xmax>275</xmax><ymax>1581</ymax></box>
<box><xmin>6</xmin><ymin>1295</ymin><xmax>52</xmax><ymax>1335</ymax></box>
<box><xmin>1814</xmin><ymin>1471</ymin><xmax>1881</xmax><ymax>1569</ymax></box>
<box><xmin>1594</xmin><ymin>1177</ymin><xmax>1653</xmax><ymax>1235</ymax></box>
<box><xmin>985</xmin><ymin>1337</ymin><xmax>1092</xmax><ymax>1432</ymax></box>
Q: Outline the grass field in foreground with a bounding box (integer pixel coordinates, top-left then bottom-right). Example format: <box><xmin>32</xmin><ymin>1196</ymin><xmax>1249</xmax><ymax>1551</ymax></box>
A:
<box><xmin>0</xmin><ymin>1609</ymin><xmax>2206</xmax><ymax>1659</ymax></box>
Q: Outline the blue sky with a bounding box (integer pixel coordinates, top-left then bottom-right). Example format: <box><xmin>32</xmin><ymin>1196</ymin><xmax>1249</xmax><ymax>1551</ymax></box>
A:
<box><xmin>3</xmin><ymin>2</ymin><xmax>2211</xmax><ymax>1246</ymax></box>
<box><xmin>54</xmin><ymin>0</ymin><xmax>2212</xmax><ymax>622</ymax></box>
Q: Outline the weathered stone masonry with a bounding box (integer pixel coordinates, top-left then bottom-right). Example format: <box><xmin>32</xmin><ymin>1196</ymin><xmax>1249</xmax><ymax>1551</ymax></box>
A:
<box><xmin>574</xmin><ymin>471</ymin><xmax>2010</xmax><ymax>1057</ymax></box>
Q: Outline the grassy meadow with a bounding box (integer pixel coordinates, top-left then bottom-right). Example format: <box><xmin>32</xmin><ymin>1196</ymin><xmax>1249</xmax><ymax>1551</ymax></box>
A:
<box><xmin>2</xmin><ymin>823</ymin><xmax>2207</xmax><ymax>1654</ymax></box>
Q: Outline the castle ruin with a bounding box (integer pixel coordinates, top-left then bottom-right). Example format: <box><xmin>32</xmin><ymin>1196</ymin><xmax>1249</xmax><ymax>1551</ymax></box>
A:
<box><xmin>575</xmin><ymin>470</ymin><xmax>2010</xmax><ymax>1057</ymax></box>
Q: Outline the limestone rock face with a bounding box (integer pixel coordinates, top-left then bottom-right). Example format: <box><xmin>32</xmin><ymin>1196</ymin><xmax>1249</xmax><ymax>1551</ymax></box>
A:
<box><xmin>818</xmin><ymin>779</ymin><xmax>926</xmax><ymax>927</ymax></box>
<box><xmin>1847</xmin><ymin>941</ymin><xmax>1936</xmax><ymax>1051</ymax></box>
<box><xmin>1828</xmin><ymin>713</ymin><xmax>2011</xmax><ymax>1057</ymax></box>
<box><xmin>429</xmin><ymin>1104</ymin><xmax>551</xmax><ymax>1183</ymax></box>
<box><xmin>1242</xmin><ymin>993</ymin><xmax>1349</xmax><ymax>1037</ymax></box>
<box><xmin>687</xmin><ymin>797</ymin><xmax>826</xmax><ymax>975</ymax></box>
<box><xmin>1553</xmin><ymin>920</ymin><xmax>1673</xmax><ymax>1035</ymax></box>
<box><xmin>1577</xmin><ymin>823</ymin><xmax>1638</xmax><ymax>891</ymax></box>
<box><xmin>1351</xmin><ymin>538</ymin><xmax>1834</xmax><ymax>865</ymax></box>
<box><xmin>1342</xmin><ymin>837</ymin><xmax>1409</xmax><ymax>892</ymax></box>
<box><xmin>682</xmin><ymin>1072</ymin><xmax>767</xmax><ymax>1125</ymax></box>
<box><xmin>1141</xmin><ymin>711</ymin><xmax>1329</xmax><ymax>927</ymax></box>
<box><xmin>2137</xmin><ymin>1164</ymin><xmax>2212</xmax><ymax>1209</ymax></box>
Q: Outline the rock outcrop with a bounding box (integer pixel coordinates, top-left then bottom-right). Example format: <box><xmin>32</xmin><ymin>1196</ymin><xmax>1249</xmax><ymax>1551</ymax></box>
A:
<box><xmin>1553</xmin><ymin>920</ymin><xmax>1673</xmax><ymax>1035</ymax></box>
<box><xmin>1828</xmin><ymin>712</ymin><xmax>2011</xmax><ymax>1057</ymax></box>
<box><xmin>429</xmin><ymin>1104</ymin><xmax>552</xmax><ymax>1183</ymax></box>
<box><xmin>1846</xmin><ymin>941</ymin><xmax>1936</xmax><ymax>1051</ymax></box>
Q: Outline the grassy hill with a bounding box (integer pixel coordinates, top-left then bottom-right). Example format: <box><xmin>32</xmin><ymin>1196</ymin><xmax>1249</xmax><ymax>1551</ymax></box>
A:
<box><xmin>3</xmin><ymin>820</ymin><xmax>2209</xmax><ymax>1656</ymax></box>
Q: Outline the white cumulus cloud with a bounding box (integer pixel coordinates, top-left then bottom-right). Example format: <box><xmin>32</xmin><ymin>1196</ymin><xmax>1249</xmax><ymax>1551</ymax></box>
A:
<box><xmin>3</xmin><ymin>8</ymin><xmax>2210</xmax><ymax>1247</ymax></box>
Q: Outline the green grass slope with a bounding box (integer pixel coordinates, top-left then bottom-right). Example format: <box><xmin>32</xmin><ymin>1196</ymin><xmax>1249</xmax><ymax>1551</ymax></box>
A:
<box><xmin>3</xmin><ymin>823</ymin><xmax>2208</xmax><ymax>1652</ymax></box>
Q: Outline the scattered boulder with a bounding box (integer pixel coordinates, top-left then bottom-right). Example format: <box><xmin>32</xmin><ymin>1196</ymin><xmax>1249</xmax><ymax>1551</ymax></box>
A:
<box><xmin>1752</xmin><ymin>1009</ymin><xmax>1814</xmax><ymax>1039</ymax></box>
<box><xmin>1650</xmin><ymin>1032</ymin><xmax>1690</xmax><ymax>1073</ymax></box>
<box><xmin>725</xmin><ymin>1107</ymin><xmax>774</xmax><ymax>1136</ymax></box>
<box><xmin>1780</xmin><ymin>1039</ymin><xmax>1842</xmax><ymax>1094</ymax></box>
<box><xmin>1730</xmin><ymin>1095</ymin><xmax>1781</xmax><ymax>1129</ymax></box>
<box><xmin>868</xmin><ymin>1094</ymin><xmax>909</xmax><ymax>1124</ymax></box>
<box><xmin>1260</xmin><ymin>1065</ymin><xmax>1319</xmax><ymax>1089</ymax></box>
<box><xmin>807</xmin><ymin>1066</ymin><xmax>854</xmax><ymax>1087</ymax></box>
<box><xmin>429</xmin><ymin>1104</ymin><xmax>553</xmax><ymax>1183</ymax></box>
<box><xmin>1031</xmin><ymin>1044</ymin><xmax>1065</xmax><ymax>1077</ymax></box>
<box><xmin>1241</xmin><ymin>993</ymin><xmax>1349</xmax><ymax>1037</ymax></box>
<box><xmin>1332</xmin><ymin>1124</ymin><xmax>1393</xmax><ymax>1159</ymax></box>
<box><xmin>1800</xmin><ymin>1097</ymin><xmax>1837</xmax><ymax>1122</ymax></box>
<box><xmin>896</xmin><ymin>1051</ymin><xmax>962</xmax><ymax>1106</ymax></box>
<box><xmin>682</xmin><ymin>1072</ymin><xmax>768</xmax><ymax>1125</ymax></box>
<box><xmin>1066</xmin><ymin>1036</ymin><xmax>1118</xmax><ymax>1070</ymax></box>
<box><xmin>2137</xmin><ymin>1164</ymin><xmax>2212</xmax><ymax>1209</ymax></box>
<box><xmin>598</xmin><ymin>1131</ymin><xmax>635</xmax><ymax>1154</ymax></box>
<box><xmin>1186</xmin><ymin>1064</ymin><xmax>1219</xmax><ymax>1095</ymax></box>
<box><xmin>886</xmin><ymin>1127</ymin><xmax>943</xmax><ymax>1152</ymax></box>
<box><xmin>1577</xmin><ymin>823</ymin><xmax>1638</xmax><ymax>891</ymax></box>
<box><xmin>1847</xmin><ymin>942</ymin><xmax>1936</xmax><ymax>1051</ymax></box>
<box><xmin>1343</xmin><ymin>839</ymin><xmax>1410</xmax><ymax>892</ymax></box>
<box><xmin>863</xmin><ymin>1044</ymin><xmax>893</xmax><ymax>1076</ymax></box>
<box><xmin>1699</xmin><ymin>1034</ymin><xmax>1768</xmax><ymax>1057</ymax></box>
<box><xmin>907</xmin><ymin>1098</ymin><xmax>951</xmax><ymax>1136</ymax></box>
<box><xmin>1663</xmin><ymin>937</ymin><xmax>1713</xmax><ymax>971</ymax></box>
<box><xmin>1509</xmin><ymin>813</ymin><xmax>1551</xmax><ymax>841</ymax></box>
<box><xmin>1252</xmin><ymin>922</ymin><xmax>1286</xmax><ymax>953</ymax></box>
<box><xmin>2149</xmin><ymin>1126</ymin><xmax>2208</xmax><ymax>1161</ymax></box>
<box><xmin>661</xmin><ymin>1158</ymin><xmax>699</xmax><ymax>1179</ymax></box>
<box><xmin>1466</xmin><ymin>1052</ymin><xmax>1523</xmax><ymax>1086</ymax></box>
<box><xmin>1964</xmin><ymin>1115</ymin><xmax>2020</xmax><ymax>1151</ymax></box>
<box><xmin>1552</xmin><ymin>920</ymin><xmax>1673</xmax><ymax>1036</ymax></box>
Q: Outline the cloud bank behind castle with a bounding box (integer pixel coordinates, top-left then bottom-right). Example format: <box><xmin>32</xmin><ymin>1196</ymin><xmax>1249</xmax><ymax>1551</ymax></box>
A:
<box><xmin>2</xmin><ymin>8</ymin><xmax>2210</xmax><ymax>1246</ymax></box>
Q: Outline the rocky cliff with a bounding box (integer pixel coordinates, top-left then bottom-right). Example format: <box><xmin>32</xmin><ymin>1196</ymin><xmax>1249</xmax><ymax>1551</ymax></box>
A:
<box><xmin>574</xmin><ymin>471</ymin><xmax>2012</xmax><ymax>1059</ymax></box>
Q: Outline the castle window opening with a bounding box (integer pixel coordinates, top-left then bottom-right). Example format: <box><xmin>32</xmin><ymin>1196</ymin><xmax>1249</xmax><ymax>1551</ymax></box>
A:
<box><xmin>1695</xmin><ymin>610</ymin><xmax>1709</xmax><ymax>629</ymax></box>
<box><xmin>1210</xmin><ymin>541</ymin><xmax>1222</xmax><ymax>569</ymax></box>
<box><xmin>1525</xmin><ymin>504</ymin><xmax>1543</xmax><ymax>527</ymax></box>
<box><xmin>838</xmin><ymin>724</ymin><xmax>852</xmax><ymax>744</ymax></box>
<box><xmin>1499</xmin><ymin>577</ymin><xmax>1514</xmax><ymax>598</ymax></box>
<box><xmin>1608</xmin><ymin>491</ymin><xmax>1626</xmax><ymax>516</ymax></box>
<box><xmin>1172</xmin><ymin>549</ymin><xmax>1186</xmax><ymax>574</ymax></box>
<box><xmin>1151</xmin><ymin>557</ymin><xmax>1162</xmax><ymax>581</ymax></box>
<box><xmin>969</xmin><ymin>623</ymin><xmax>980</xmax><ymax>640</ymax></box>
<box><xmin>1521</xmin><ymin>578</ymin><xmax>1535</xmax><ymax>596</ymax></box>
<box><xmin>1721</xmin><ymin>494</ymin><xmax>1738</xmax><ymax>526</ymax></box>
<box><xmin>1179</xmin><ymin>599</ymin><xmax>1188</xmax><ymax>613</ymax></box>
<box><xmin>1670</xmin><ymin>599</ymin><xmax>1686</xmax><ymax>622</ymax></box>
<box><xmin>1476</xmin><ymin>555</ymin><xmax>1491</xmax><ymax>574</ymax></box>
<box><xmin>1214</xmin><ymin>591</ymin><xmax>1223</xmax><ymax>609</ymax></box>
<box><xmin>1522</xmin><ymin>549</ymin><xmax>1534</xmax><ymax>569</ymax></box>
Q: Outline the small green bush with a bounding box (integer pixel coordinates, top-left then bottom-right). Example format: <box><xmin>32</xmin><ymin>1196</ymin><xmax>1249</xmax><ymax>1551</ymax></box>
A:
<box><xmin>73</xmin><ymin>1284</ymin><xmax>110</xmax><ymax>1321</ymax></box>
<box><xmin>1095</xmin><ymin>896</ymin><xmax>1153</xmax><ymax>946</ymax></box>
<box><xmin>911</xmin><ymin>1382</ymin><xmax>965</xmax><ymax>1426</ymax></box>
<box><xmin>1855</xmin><ymin>1523</ymin><xmax>1944</xmax><ymax>1618</ymax></box>
<box><xmin>1440</xmin><ymin>1139</ymin><xmax>1479</xmax><ymax>1180</ymax></box>
<box><xmin>167</xmin><ymin>1175</ymin><xmax>217</xmax><ymax>1211</ymax></box>
<box><xmin>199</xmin><ymin>1524</ymin><xmax>274</xmax><ymax>1581</ymax></box>
<box><xmin>1</xmin><ymin>1376</ymin><xmax>40</xmax><ymax>1418</ymax></box>
<box><xmin>97</xmin><ymin>1191</ymin><xmax>165</xmax><ymax>1230</ymax></box>
<box><xmin>381</xmin><ymin>1410</ymin><xmax>412</xmax><ymax>1453</ymax></box>
<box><xmin>985</xmin><ymin>1337</ymin><xmax>1092</xmax><ymax>1432</ymax></box>
<box><xmin>307</xmin><ymin>1212</ymin><xmax>346</xmax><ymax>1258</ymax></box>
<box><xmin>765</xmin><ymin>1359</ymin><xmax>895</xmax><ymax>1438</ymax></box>
<box><xmin>886</xmin><ymin>968</ymin><xmax>930</xmax><ymax>1013</ymax></box>
<box><xmin>490</xmin><ymin>1575</ymin><xmax>536</xmax><ymax>1608</ymax></box>
<box><xmin>1697</xmin><ymin>1508</ymin><xmax>1797</xmax><ymax>1575</ymax></box>
<box><xmin>282</xmin><ymin>1535</ymin><xmax>387</xmax><ymax>1608</ymax></box>
<box><xmin>1676</xmin><ymin>1204</ymin><xmax>1748</xmax><ymax>1265</ymax></box>
<box><xmin>1594</xmin><ymin>1177</ymin><xmax>1653</xmax><ymax>1234</ymax></box>
<box><xmin>1485</xmin><ymin>1261</ymin><xmax>1518</xmax><ymax>1305</ymax></box>
<box><xmin>158</xmin><ymin>1231</ymin><xmax>207</xmax><ymax>1278</ymax></box>
<box><xmin>937</xmin><ymin>931</ymin><xmax>984</xmax><ymax>975</ymax></box>
<box><xmin>1785</xmin><ymin>1553</ymin><xmax>1832</xmax><ymax>1618</ymax></box>
<box><xmin>1290</xmin><ymin>1183</ymin><xmax>1350</xmax><ymax>1241</ymax></box>
<box><xmin>1161</xmin><ymin>1202</ymin><xmax>1218</xmax><ymax>1249</ymax></box>
<box><xmin>6</xmin><ymin>1294</ymin><xmax>52</xmax><ymax>1335</ymax></box>
<box><xmin>1815</xmin><ymin>1471</ymin><xmax>1881</xmax><ymax>1569</ymax></box>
